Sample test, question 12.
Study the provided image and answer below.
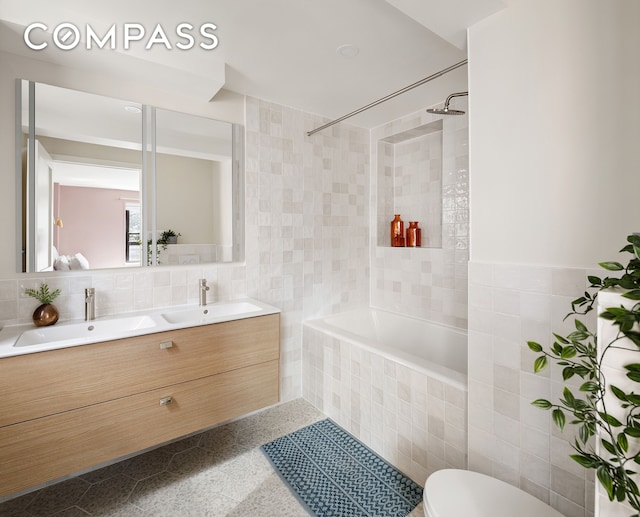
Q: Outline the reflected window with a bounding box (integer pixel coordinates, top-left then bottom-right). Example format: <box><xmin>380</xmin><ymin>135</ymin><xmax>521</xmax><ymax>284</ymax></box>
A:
<box><xmin>125</xmin><ymin>204</ymin><xmax>141</xmax><ymax>264</ymax></box>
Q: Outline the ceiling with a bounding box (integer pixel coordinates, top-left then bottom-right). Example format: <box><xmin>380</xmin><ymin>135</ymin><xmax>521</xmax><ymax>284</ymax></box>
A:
<box><xmin>0</xmin><ymin>0</ymin><xmax>505</xmax><ymax>128</ymax></box>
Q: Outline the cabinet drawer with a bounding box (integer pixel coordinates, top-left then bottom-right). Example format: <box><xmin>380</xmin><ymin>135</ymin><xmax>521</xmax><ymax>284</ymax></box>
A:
<box><xmin>0</xmin><ymin>359</ymin><xmax>279</xmax><ymax>498</ymax></box>
<box><xmin>0</xmin><ymin>314</ymin><xmax>279</xmax><ymax>427</ymax></box>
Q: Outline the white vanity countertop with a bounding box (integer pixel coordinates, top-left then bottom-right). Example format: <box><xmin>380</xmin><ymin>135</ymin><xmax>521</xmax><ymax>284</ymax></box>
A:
<box><xmin>0</xmin><ymin>298</ymin><xmax>280</xmax><ymax>359</ymax></box>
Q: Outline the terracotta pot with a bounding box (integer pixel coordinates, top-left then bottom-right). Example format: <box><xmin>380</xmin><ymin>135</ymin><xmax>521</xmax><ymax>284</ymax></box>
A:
<box><xmin>33</xmin><ymin>304</ymin><xmax>59</xmax><ymax>327</ymax></box>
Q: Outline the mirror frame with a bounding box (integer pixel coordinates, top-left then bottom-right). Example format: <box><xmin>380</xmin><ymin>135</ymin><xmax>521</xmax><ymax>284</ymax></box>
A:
<box><xmin>16</xmin><ymin>80</ymin><xmax>244</xmax><ymax>273</ymax></box>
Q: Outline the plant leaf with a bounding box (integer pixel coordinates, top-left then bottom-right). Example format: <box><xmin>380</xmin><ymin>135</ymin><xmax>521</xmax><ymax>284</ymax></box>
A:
<box><xmin>553</xmin><ymin>333</ymin><xmax>569</xmax><ymax>344</ymax></box>
<box><xmin>531</xmin><ymin>399</ymin><xmax>552</xmax><ymax>409</ymax></box>
<box><xmin>534</xmin><ymin>355</ymin><xmax>548</xmax><ymax>373</ymax></box>
<box><xmin>552</xmin><ymin>408</ymin><xmax>566</xmax><ymax>430</ymax></box>
<box><xmin>618</xmin><ymin>433</ymin><xmax>629</xmax><ymax>452</ymax></box>
<box><xmin>599</xmin><ymin>412</ymin><xmax>623</xmax><ymax>427</ymax></box>
<box><xmin>580</xmin><ymin>381</ymin><xmax>599</xmax><ymax>392</ymax></box>
<box><xmin>623</xmin><ymin>331</ymin><xmax>640</xmax><ymax>349</ymax></box>
<box><xmin>599</xmin><ymin>261</ymin><xmax>624</xmax><ymax>271</ymax></box>
<box><xmin>527</xmin><ymin>341</ymin><xmax>543</xmax><ymax>353</ymax></box>
<box><xmin>568</xmin><ymin>331</ymin><xmax>589</xmax><ymax>343</ymax></box>
<box><xmin>575</xmin><ymin>319</ymin><xmax>588</xmax><ymax>332</ymax></box>
<box><xmin>623</xmin><ymin>290</ymin><xmax>640</xmax><ymax>301</ymax></box>
<box><xmin>563</xmin><ymin>387</ymin><xmax>576</xmax><ymax>407</ymax></box>
<box><xmin>602</xmin><ymin>439</ymin><xmax>617</xmax><ymax>455</ymax></box>
<box><xmin>587</xmin><ymin>275</ymin><xmax>602</xmax><ymax>286</ymax></box>
<box><xmin>571</xmin><ymin>454</ymin><xmax>597</xmax><ymax>469</ymax></box>
<box><xmin>611</xmin><ymin>385</ymin><xmax>628</xmax><ymax>401</ymax></box>
<box><xmin>597</xmin><ymin>465</ymin><xmax>615</xmax><ymax>500</ymax></box>
<box><xmin>605</xmin><ymin>307</ymin><xmax>632</xmax><ymax>318</ymax></box>
<box><xmin>578</xmin><ymin>424</ymin><xmax>592</xmax><ymax>444</ymax></box>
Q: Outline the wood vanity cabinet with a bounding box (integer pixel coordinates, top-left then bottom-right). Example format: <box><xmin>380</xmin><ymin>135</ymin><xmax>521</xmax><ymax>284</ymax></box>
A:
<box><xmin>0</xmin><ymin>314</ymin><xmax>280</xmax><ymax>499</ymax></box>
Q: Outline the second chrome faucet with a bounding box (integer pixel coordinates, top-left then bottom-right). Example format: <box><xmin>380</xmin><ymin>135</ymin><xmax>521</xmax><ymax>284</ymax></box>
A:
<box><xmin>199</xmin><ymin>279</ymin><xmax>210</xmax><ymax>306</ymax></box>
<box><xmin>85</xmin><ymin>288</ymin><xmax>95</xmax><ymax>321</ymax></box>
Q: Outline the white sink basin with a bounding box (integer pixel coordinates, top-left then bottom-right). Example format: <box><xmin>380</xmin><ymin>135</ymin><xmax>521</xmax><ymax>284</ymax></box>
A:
<box><xmin>2</xmin><ymin>298</ymin><xmax>279</xmax><ymax>358</ymax></box>
<box><xmin>14</xmin><ymin>315</ymin><xmax>157</xmax><ymax>347</ymax></box>
<box><xmin>161</xmin><ymin>302</ymin><xmax>263</xmax><ymax>324</ymax></box>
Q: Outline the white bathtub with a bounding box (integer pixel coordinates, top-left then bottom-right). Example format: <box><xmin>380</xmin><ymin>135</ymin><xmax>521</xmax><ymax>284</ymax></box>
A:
<box><xmin>303</xmin><ymin>307</ymin><xmax>467</xmax><ymax>390</ymax></box>
<box><xmin>302</xmin><ymin>307</ymin><xmax>469</xmax><ymax>480</ymax></box>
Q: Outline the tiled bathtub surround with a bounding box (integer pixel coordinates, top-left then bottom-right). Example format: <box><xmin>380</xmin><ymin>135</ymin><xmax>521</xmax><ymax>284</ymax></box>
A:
<box><xmin>467</xmin><ymin>261</ymin><xmax>598</xmax><ymax>517</ymax></box>
<box><xmin>370</xmin><ymin>100</ymin><xmax>469</xmax><ymax>328</ymax></box>
<box><xmin>0</xmin><ymin>96</ymin><xmax>370</xmax><ymax>405</ymax></box>
<box><xmin>302</xmin><ymin>325</ymin><xmax>467</xmax><ymax>485</ymax></box>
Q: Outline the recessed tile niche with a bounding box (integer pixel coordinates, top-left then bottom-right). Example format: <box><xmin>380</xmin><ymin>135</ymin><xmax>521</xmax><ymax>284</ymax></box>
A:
<box><xmin>377</xmin><ymin>120</ymin><xmax>443</xmax><ymax>248</ymax></box>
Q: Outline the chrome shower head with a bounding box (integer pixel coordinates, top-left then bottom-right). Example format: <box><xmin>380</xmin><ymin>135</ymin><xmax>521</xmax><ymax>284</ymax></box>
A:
<box><xmin>427</xmin><ymin>91</ymin><xmax>468</xmax><ymax>115</ymax></box>
<box><xmin>426</xmin><ymin>107</ymin><xmax>465</xmax><ymax>115</ymax></box>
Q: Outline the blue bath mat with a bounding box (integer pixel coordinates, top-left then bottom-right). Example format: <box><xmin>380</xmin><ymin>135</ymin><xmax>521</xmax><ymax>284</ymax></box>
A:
<box><xmin>261</xmin><ymin>418</ymin><xmax>423</xmax><ymax>516</ymax></box>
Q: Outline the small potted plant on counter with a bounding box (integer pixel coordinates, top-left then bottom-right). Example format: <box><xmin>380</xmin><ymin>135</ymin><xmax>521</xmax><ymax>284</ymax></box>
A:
<box><xmin>159</xmin><ymin>229</ymin><xmax>181</xmax><ymax>245</ymax></box>
<box><xmin>25</xmin><ymin>283</ymin><xmax>61</xmax><ymax>327</ymax></box>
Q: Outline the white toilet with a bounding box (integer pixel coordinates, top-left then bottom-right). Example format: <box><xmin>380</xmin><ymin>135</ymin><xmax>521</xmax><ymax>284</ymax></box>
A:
<box><xmin>423</xmin><ymin>469</ymin><xmax>563</xmax><ymax>517</ymax></box>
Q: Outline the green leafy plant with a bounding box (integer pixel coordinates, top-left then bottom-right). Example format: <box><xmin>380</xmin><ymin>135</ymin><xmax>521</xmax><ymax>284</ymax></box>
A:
<box><xmin>148</xmin><ymin>230</ymin><xmax>181</xmax><ymax>265</ymax></box>
<box><xmin>529</xmin><ymin>234</ymin><xmax>640</xmax><ymax>514</ymax></box>
<box><xmin>25</xmin><ymin>283</ymin><xmax>61</xmax><ymax>305</ymax></box>
<box><xmin>146</xmin><ymin>239</ymin><xmax>167</xmax><ymax>266</ymax></box>
<box><xmin>158</xmin><ymin>229</ymin><xmax>181</xmax><ymax>244</ymax></box>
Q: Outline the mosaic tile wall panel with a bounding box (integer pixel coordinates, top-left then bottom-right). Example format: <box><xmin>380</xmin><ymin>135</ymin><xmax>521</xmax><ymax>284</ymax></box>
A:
<box><xmin>467</xmin><ymin>261</ymin><xmax>597</xmax><ymax>517</ymax></box>
<box><xmin>370</xmin><ymin>101</ymin><xmax>469</xmax><ymax>328</ymax></box>
<box><xmin>302</xmin><ymin>325</ymin><xmax>467</xmax><ymax>485</ymax></box>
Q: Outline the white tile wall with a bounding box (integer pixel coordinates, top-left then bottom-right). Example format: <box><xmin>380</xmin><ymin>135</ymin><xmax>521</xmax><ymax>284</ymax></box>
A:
<box><xmin>370</xmin><ymin>101</ymin><xmax>469</xmax><ymax>328</ymax></box>
<box><xmin>244</xmin><ymin>97</ymin><xmax>370</xmax><ymax>400</ymax></box>
<box><xmin>377</xmin><ymin>128</ymin><xmax>443</xmax><ymax>249</ymax></box>
<box><xmin>302</xmin><ymin>324</ymin><xmax>467</xmax><ymax>484</ymax></box>
<box><xmin>468</xmin><ymin>261</ymin><xmax>599</xmax><ymax>517</ymax></box>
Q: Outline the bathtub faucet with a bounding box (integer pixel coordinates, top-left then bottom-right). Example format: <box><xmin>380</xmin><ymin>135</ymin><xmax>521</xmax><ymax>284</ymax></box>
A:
<box><xmin>85</xmin><ymin>288</ymin><xmax>95</xmax><ymax>321</ymax></box>
<box><xmin>199</xmin><ymin>279</ymin><xmax>210</xmax><ymax>306</ymax></box>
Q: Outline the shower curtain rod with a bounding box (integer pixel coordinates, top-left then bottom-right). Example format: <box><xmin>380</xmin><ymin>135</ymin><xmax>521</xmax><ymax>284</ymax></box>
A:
<box><xmin>306</xmin><ymin>58</ymin><xmax>468</xmax><ymax>136</ymax></box>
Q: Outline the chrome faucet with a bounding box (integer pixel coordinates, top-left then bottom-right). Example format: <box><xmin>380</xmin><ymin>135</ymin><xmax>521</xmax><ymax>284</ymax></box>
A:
<box><xmin>199</xmin><ymin>279</ymin><xmax>210</xmax><ymax>306</ymax></box>
<box><xmin>85</xmin><ymin>288</ymin><xmax>95</xmax><ymax>321</ymax></box>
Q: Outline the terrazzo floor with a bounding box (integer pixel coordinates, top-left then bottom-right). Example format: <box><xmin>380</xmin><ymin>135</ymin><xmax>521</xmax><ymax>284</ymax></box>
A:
<box><xmin>0</xmin><ymin>398</ymin><xmax>424</xmax><ymax>517</ymax></box>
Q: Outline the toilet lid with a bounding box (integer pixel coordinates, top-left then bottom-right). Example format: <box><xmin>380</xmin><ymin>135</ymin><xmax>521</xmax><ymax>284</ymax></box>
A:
<box><xmin>424</xmin><ymin>469</ymin><xmax>564</xmax><ymax>517</ymax></box>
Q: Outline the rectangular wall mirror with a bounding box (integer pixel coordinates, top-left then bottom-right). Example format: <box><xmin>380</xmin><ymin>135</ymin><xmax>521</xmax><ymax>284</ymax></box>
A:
<box><xmin>17</xmin><ymin>80</ymin><xmax>244</xmax><ymax>273</ymax></box>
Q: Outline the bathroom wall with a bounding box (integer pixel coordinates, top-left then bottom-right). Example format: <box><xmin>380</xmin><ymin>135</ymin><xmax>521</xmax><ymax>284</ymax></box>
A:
<box><xmin>370</xmin><ymin>101</ymin><xmax>469</xmax><ymax>328</ymax></box>
<box><xmin>0</xmin><ymin>50</ymin><xmax>370</xmax><ymax>403</ymax></box>
<box><xmin>155</xmin><ymin>153</ymin><xmax>218</xmax><ymax>245</ymax></box>
<box><xmin>467</xmin><ymin>262</ymin><xmax>598</xmax><ymax>516</ymax></box>
<box><xmin>467</xmin><ymin>1</ymin><xmax>640</xmax><ymax>516</ymax></box>
<box><xmin>243</xmin><ymin>97</ymin><xmax>370</xmax><ymax>398</ymax></box>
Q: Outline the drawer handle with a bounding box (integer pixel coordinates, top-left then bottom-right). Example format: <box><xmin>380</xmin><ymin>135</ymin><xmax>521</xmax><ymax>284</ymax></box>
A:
<box><xmin>159</xmin><ymin>396</ymin><xmax>174</xmax><ymax>406</ymax></box>
<box><xmin>159</xmin><ymin>341</ymin><xmax>173</xmax><ymax>350</ymax></box>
